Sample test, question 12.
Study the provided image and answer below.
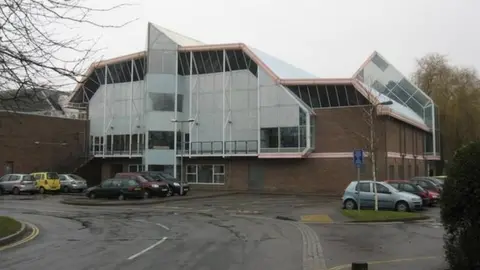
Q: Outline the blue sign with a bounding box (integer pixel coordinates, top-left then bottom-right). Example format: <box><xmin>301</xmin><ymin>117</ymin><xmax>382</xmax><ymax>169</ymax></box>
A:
<box><xmin>353</xmin><ymin>149</ymin><xmax>364</xmax><ymax>168</ymax></box>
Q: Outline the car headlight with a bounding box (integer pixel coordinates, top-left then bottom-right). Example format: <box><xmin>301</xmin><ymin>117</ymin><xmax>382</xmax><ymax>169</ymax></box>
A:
<box><xmin>152</xmin><ymin>184</ymin><xmax>159</xmax><ymax>188</ymax></box>
<box><xmin>173</xmin><ymin>182</ymin><xmax>180</xmax><ymax>186</ymax></box>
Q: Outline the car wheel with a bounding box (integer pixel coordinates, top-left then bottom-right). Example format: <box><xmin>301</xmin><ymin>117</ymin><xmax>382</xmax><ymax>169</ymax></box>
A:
<box><xmin>344</xmin><ymin>199</ymin><xmax>357</xmax><ymax>210</ymax></box>
<box><xmin>63</xmin><ymin>186</ymin><xmax>69</xmax><ymax>193</ymax></box>
<box><xmin>12</xmin><ymin>187</ymin><xmax>20</xmax><ymax>195</ymax></box>
<box><xmin>143</xmin><ymin>190</ymin><xmax>150</xmax><ymax>199</ymax></box>
<box><xmin>39</xmin><ymin>187</ymin><xmax>45</xmax><ymax>194</ymax></box>
<box><xmin>167</xmin><ymin>187</ymin><xmax>173</xmax><ymax>197</ymax></box>
<box><xmin>395</xmin><ymin>201</ymin><xmax>410</xmax><ymax>212</ymax></box>
<box><xmin>89</xmin><ymin>192</ymin><xmax>96</xmax><ymax>199</ymax></box>
<box><xmin>118</xmin><ymin>194</ymin><xmax>125</xmax><ymax>201</ymax></box>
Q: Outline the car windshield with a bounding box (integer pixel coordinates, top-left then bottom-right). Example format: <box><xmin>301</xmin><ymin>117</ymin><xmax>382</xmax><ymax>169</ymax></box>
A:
<box><xmin>68</xmin><ymin>174</ymin><xmax>85</xmax><ymax>181</ymax></box>
<box><xmin>383</xmin><ymin>182</ymin><xmax>399</xmax><ymax>192</ymax></box>
<box><xmin>415</xmin><ymin>185</ymin><xmax>426</xmax><ymax>192</ymax></box>
<box><xmin>158</xmin><ymin>172</ymin><xmax>176</xmax><ymax>181</ymax></box>
<box><xmin>428</xmin><ymin>178</ymin><xmax>443</xmax><ymax>185</ymax></box>
<box><xmin>434</xmin><ymin>177</ymin><xmax>445</xmax><ymax>184</ymax></box>
<box><xmin>22</xmin><ymin>175</ymin><xmax>34</xmax><ymax>182</ymax></box>
<box><xmin>139</xmin><ymin>174</ymin><xmax>155</xmax><ymax>182</ymax></box>
<box><xmin>47</xmin><ymin>172</ymin><xmax>59</xmax><ymax>179</ymax></box>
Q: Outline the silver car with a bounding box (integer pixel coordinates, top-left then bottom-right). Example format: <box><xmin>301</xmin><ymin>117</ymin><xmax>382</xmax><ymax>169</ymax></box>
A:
<box><xmin>342</xmin><ymin>180</ymin><xmax>423</xmax><ymax>212</ymax></box>
<box><xmin>59</xmin><ymin>174</ymin><xmax>88</xmax><ymax>193</ymax></box>
<box><xmin>0</xmin><ymin>174</ymin><xmax>37</xmax><ymax>195</ymax></box>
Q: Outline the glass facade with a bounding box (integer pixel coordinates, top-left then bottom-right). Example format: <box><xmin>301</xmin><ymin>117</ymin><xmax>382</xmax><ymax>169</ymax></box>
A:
<box><xmin>356</xmin><ymin>52</ymin><xmax>439</xmax><ymax>156</ymax></box>
<box><xmin>287</xmin><ymin>84</ymin><xmax>369</xmax><ymax>108</ymax></box>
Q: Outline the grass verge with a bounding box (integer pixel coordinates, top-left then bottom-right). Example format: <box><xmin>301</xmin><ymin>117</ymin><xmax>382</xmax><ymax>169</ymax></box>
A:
<box><xmin>0</xmin><ymin>216</ymin><xmax>22</xmax><ymax>238</ymax></box>
<box><xmin>341</xmin><ymin>210</ymin><xmax>427</xmax><ymax>222</ymax></box>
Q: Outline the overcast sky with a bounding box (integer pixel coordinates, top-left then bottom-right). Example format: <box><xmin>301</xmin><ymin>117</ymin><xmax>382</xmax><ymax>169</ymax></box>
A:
<box><xmin>80</xmin><ymin>0</ymin><xmax>478</xmax><ymax>80</ymax></box>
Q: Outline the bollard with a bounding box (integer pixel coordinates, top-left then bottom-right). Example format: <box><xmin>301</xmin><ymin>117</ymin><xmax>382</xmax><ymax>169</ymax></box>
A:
<box><xmin>351</xmin><ymin>262</ymin><xmax>368</xmax><ymax>270</ymax></box>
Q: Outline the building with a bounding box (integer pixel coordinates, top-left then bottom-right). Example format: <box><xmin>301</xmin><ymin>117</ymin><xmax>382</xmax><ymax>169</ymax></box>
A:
<box><xmin>0</xmin><ymin>88</ymin><xmax>91</xmax><ymax>176</ymax></box>
<box><xmin>68</xmin><ymin>23</ymin><xmax>440</xmax><ymax>194</ymax></box>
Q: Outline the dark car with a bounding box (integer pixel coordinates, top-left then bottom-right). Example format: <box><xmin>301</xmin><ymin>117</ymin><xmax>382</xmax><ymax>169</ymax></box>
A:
<box><xmin>384</xmin><ymin>180</ymin><xmax>430</xmax><ymax>207</ymax></box>
<box><xmin>115</xmin><ymin>172</ymin><xmax>169</xmax><ymax>198</ymax></box>
<box><xmin>142</xmin><ymin>171</ymin><xmax>190</xmax><ymax>196</ymax></box>
<box><xmin>410</xmin><ymin>177</ymin><xmax>443</xmax><ymax>194</ymax></box>
<box><xmin>85</xmin><ymin>178</ymin><xmax>144</xmax><ymax>200</ymax></box>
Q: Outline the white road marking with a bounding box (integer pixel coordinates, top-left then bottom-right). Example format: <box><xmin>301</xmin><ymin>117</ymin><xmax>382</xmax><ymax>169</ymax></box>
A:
<box><xmin>156</xmin><ymin>223</ymin><xmax>170</xmax><ymax>231</ymax></box>
<box><xmin>128</xmin><ymin>237</ymin><xmax>168</xmax><ymax>260</ymax></box>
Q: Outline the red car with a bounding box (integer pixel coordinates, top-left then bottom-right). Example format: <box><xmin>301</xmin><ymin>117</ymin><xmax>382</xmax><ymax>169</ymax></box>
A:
<box><xmin>114</xmin><ymin>172</ymin><xmax>170</xmax><ymax>198</ymax></box>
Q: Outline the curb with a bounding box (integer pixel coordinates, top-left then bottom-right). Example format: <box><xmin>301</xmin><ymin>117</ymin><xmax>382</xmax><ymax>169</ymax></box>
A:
<box><xmin>336</xmin><ymin>215</ymin><xmax>431</xmax><ymax>225</ymax></box>
<box><xmin>0</xmin><ymin>221</ymin><xmax>27</xmax><ymax>247</ymax></box>
<box><xmin>60</xmin><ymin>192</ymin><xmax>240</xmax><ymax>206</ymax></box>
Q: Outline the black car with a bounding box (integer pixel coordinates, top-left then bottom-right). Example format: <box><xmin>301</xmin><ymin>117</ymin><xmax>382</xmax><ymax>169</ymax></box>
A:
<box><xmin>142</xmin><ymin>171</ymin><xmax>189</xmax><ymax>196</ymax></box>
<box><xmin>85</xmin><ymin>178</ymin><xmax>144</xmax><ymax>200</ymax></box>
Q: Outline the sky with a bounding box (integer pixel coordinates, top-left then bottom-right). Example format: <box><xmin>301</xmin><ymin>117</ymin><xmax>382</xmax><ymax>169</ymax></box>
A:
<box><xmin>75</xmin><ymin>0</ymin><xmax>478</xmax><ymax>83</ymax></box>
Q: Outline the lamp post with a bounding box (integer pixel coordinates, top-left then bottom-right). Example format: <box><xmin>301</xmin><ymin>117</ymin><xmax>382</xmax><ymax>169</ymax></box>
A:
<box><xmin>171</xmin><ymin>118</ymin><xmax>195</xmax><ymax>195</ymax></box>
<box><xmin>371</xmin><ymin>100</ymin><xmax>393</xmax><ymax>211</ymax></box>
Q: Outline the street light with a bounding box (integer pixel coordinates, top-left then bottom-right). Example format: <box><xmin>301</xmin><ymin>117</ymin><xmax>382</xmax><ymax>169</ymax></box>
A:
<box><xmin>371</xmin><ymin>99</ymin><xmax>393</xmax><ymax>211</ymax></box>
<box><xmin>171</xmin><ymin>118</ymin><xmax>195</xmax><ymax>196</ymax></box>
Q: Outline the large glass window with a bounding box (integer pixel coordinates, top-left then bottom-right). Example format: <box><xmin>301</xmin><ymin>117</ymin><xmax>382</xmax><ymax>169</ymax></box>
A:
<box><xmin>288</xmin><ymin>84</ymin><xmax>369</xmax><ymax>108</ymax></box>
<box><xmin>186</xmin><ymin>164</ymin><xmax>225</xmax><ymax>184</ymax></box>
<box><xmin>148</xmin><ymin>131</ymin><xmax>174</xmax><ymax>149</ymax></box>
<box><xmin>149</xmin><ymin>93</ymin><xmax>183</xmax><ymax>112</ymax></box>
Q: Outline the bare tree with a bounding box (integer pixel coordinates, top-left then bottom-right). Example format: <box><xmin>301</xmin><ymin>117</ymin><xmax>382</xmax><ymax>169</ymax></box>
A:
<box><xmin>0</xmin><ymin>0</ymin><xmax>135</xmax><ymax>112</ymax></box>
<box><xmin>350</xmin><ymin>80</ymin><xmax>392</xmax><ymax>211</ymax></box>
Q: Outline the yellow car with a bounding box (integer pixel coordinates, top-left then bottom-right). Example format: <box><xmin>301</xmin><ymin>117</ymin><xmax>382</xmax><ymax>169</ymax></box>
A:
<box><xmin>31</xmin><ymin>172</ymin><xmax>61</xmax><ymax>194</ymax></box>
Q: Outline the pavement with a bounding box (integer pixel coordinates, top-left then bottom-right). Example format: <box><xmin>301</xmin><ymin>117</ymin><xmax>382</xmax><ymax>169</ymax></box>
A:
<box><xmin>0</xmin><ymin>193</ymin><xmax>447</xmax><ymax>270</ymax></box>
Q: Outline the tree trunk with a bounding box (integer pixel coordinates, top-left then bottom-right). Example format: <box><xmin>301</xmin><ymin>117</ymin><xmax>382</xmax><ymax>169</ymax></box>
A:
<box><xmin>370</xmin><ymin>107</ymin><xmax>378</xmax><ymax>211</ymax></box>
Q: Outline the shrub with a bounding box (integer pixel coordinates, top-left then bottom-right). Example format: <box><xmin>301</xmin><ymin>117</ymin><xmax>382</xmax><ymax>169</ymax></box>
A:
<box><xmin>440</xmin><ymin>141</ymin><xmax>480</xmax><ymax>269</ymax></box>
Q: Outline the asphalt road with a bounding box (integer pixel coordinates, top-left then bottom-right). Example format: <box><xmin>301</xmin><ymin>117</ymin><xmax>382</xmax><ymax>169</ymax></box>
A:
<box><xmin>0</xmin><ymin>194</ymin><xmax>448</xmax><ymax>270</ymax></box>
<box><xmin>0</xmin><ymin>196</ymin><xmax>304</xmax><ymax>270</ymax></box>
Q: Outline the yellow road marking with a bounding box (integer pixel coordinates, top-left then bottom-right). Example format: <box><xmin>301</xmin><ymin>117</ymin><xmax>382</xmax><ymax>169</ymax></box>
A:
<box><xmin>301</xmin><ymin>215</ymin><xmax>333</xmax><ymax>223</ymax></box>
<box><xmin>0</xmin><ymin>222</ymin><xmax>39</xmax><ymax>251</ymax></box>
<box><xmin>328</xmin><ymin>256</ymin><xmax>437</xmax><ymax>270</ymax></box>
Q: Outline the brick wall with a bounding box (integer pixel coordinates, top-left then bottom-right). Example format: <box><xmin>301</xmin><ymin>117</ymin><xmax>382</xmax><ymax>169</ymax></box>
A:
<box><xmin>0</xmin><ymin>112</ymin><xmax>89</xmax><ymax>175</ymax></box>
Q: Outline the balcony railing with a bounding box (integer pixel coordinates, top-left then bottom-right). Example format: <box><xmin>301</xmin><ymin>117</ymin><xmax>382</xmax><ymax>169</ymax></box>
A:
<box><xmin>91</xmin><ymin>146</ymin><xmax>145</xmax><ymax>156</ymax></box>
<box><xmin>177</xmin><ymin>140</ymin><xmax>258</xmax><ymax>156</ymax></box>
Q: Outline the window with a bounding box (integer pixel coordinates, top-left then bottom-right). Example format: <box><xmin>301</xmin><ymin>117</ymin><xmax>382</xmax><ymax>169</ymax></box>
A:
<box><xmin>186</xmin><ymin>164</ymin><xmax>225</xmax><ymax>184</ymax></box>
<box><xmin>261</xmin><ymin>128</ymin><xmax>279</xmax><ymax>148</ymax></box>
<box><xmin>10</xmin><ymin>175</ymin><xmax>20</xmax><ymax>181</ymax></box>
<box><xmin>388</xmin><ymin>182</ymin><xmax>399</xmax><ymax>189</ymax></box>
<box><xmin>22</xmin><ymin>175</ymin><xmax>34</xmax><ymax>182</ymax></box>
<box><xmin>128</xmin><ymin>165</ymin><xmax>144</xmax><ymax>172</ymax></box>
<box><xmin>47</xmin><ymin>173</ymin><xmax>58</xmax><ymax>179</ymax></box>
<box><xmin>388</xmin><ymin>165</ymin><xmax>395</xmax><ymax>180</ymax></box>
<box><xmin>288</xmin><ymin>84</ymin><xmax>368</xmax><ymax>108</ymax></box>
<box><xmin>59</xmin><ymin>175</ymin><xmax>67</xmax><ymax>181</ymax></box>
<box><xmin>101</xmin><ymin>179</ymin><xmax>113</xmax><ymax>187</ymax></box>
<box><xmin>149</xmin><ymin>93</ymin><xmax>183</xmax><ymax>112</ymax></box>
<box><xmin>356</xmin><ymin>182</ymin><xmax>371</xmax><ymax>192</ymax></box>
<box><xmin>4</xmin><ymin>161</ymin><xmax>13</xmax><ymax>174</ymax></box>
<box><xmin>149</xmin><ymin>131</ymin><xmax>174</xmax><ymax>149</ymax></box>
<box><xmin>371</xmin><ymin>54</ymin><xmax>389</xmax><ymax>71</ymax></box>
<box><xmin>280</xmin><ymin>127</ymin><xmax>298</xmax><ymax>148</ymax></box>
<box><xmin>398</xmin><ymin>165</ymin><xmax>405</xmax><ymax>179</ymax></box>
<box><xmin>325</xmin><ymin>85</ymin><xmax>339</xmax><ymax>107</ymax></box>
<box><xmin>402</xmin><ymin>184</ymin><xmax>416</xmax><ymax>192</ymax></box>
<box><xmin>375</xmin><ymin>183</ymin><xmax>390</xmax><ymax>194</ymax></box>
<box><xmin>0</xmin><ymin>175</ymin><xmax>8</xmax><ymax>182</ymax></box>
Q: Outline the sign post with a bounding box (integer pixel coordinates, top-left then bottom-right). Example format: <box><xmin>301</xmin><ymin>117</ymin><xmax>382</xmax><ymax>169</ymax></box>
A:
<box><xmin>353</xmin><ymin>149</ymin><xmax>364</xmax><ymax>212</ymax></box>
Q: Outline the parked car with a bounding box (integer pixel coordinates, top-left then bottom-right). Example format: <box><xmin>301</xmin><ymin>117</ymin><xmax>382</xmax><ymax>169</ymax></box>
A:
<box><xmin>31</xmin><ymin>172</ymin><xmax>61</xmax><ymax>194</ymax></box>
<box><xmin>433</xmin><ymin>175</ymin><xmax>447</xmax><ymax>185</ymax></box>
<box><xmin>384</xmin><ymin>180</ymin><xmax>430</xmax><ymax>207</ymax></box>
<box><xmin>0</xmin><ymin>174</ymin><xmax>37</xmax><ymax>195</ymax></box>
<box><xmin>114</xmin><ymin>172</ymin><xmax>169</xmax><ymax>198</ymax></box>
<box><xmin>59</xmin><ymin>174</ymin><xmax>88</xmax><ymax>193</ymax></box>
<box><xmin>141</xmin><ymin>171</ymin><xmax>190</xmax><ymax>196</ymax></box>
<box><xmin>342</xmin><ymin>180</ymin><xmax>423</xmax><ymax>212</ymax></box>
<box><xmin>410</xmin><ymin>177</ymin><xmax>443</xmax><ymax>193</ymax></box>
<box><xmin>85</xmin><ymin>178</ymin><xmax>144</xmax><ymax>200</ymax></box>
